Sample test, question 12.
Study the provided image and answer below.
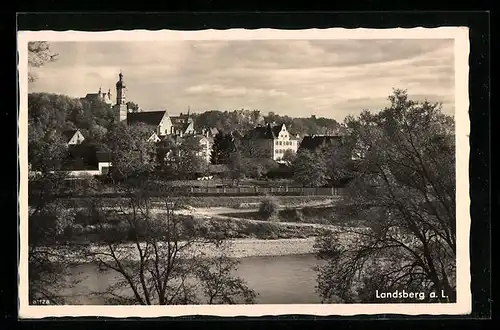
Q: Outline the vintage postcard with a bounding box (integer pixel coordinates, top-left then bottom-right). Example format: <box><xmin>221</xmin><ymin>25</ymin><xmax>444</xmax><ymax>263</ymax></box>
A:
<box><xmin>18</xmin><ymin>27</ymin><xmax>470</xmax><ymax>318</ymax></box>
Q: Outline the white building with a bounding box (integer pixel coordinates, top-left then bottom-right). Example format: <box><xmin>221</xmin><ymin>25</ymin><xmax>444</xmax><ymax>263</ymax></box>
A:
<box><xmin>242</xmin><ymin>123</ymin><xmax>299</xmax><ymax>162</ymax></box>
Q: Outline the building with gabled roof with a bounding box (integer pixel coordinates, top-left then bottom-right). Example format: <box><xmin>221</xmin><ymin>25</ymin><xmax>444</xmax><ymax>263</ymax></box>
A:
<box><xmin>242</xmin><ymin>123</ymin><xmax>299</xmax><ymax>162</ymax></box>
<box><xmin>63</xmin><ymin>129</ymin><xmax>85</xmax><ymax>146</ymax></box>
<box><xmin>170</xmin><ymin>110</ymin><xmax>195</xmax><ymax>136</ymax></box>
<box><xmin>298</xmin><ymin>135</ymin><xmax>343</xmax><ymax>152</ymax></box>
<box><xmin>190</xmin><ymin>134</ymin><xmax>213</xmax><ymax>163</ymax></box>
<box><xmin>127</xmin><ymin>110</ymin><xmax>174</xmax><ymax>138</ymax></box>
<box><xmin>83</xmin><ymin>87</ymin><xmax>113</xmax><ymax>105</ymax></box>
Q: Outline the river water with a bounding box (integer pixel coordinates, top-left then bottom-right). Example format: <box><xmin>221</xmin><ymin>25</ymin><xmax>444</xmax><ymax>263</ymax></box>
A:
<box><xmin>60</xmin><ymin>254</ymin><xmax>325</xmax><ymax>305</ymax></box>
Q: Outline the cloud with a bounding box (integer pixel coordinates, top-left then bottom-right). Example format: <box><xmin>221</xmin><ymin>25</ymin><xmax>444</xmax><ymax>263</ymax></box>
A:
<box><xmin>28</xmin><ymin>39</ymin><xmax>455</xmax><ymax>121</ymax></box>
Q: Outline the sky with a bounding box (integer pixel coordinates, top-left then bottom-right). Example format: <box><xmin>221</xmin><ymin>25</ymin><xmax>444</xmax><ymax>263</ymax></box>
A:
<box><xmin>28</xmin><ymin>39</ymin><xmax>455</xmax><ymax>121</ymax></box>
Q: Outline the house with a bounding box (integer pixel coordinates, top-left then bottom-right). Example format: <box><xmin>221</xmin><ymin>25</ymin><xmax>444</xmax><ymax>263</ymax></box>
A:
<box><xmin>96</xmin><ymin>152</ymin><xmax>112</xmax><ymax>175</ymax></box>
<box><xmin>191</xmin><ymin>134</ymin><xmax>213</xmax><ymax>163</ymax></box>
<box><xmin>298</xmin><ymin>135</ymin><xmax>343</xmax><ymax>152</ymax></box>
<box><xmin>127</xmin><ymin>110</ymin><xmax>173</xmax><ymax>138</ymax></box>
<box><xmin>170</xmin><ymin>113</ymin><xmax>195</xmax><ymax>136</ymax></box>
<box><xmin>199</xmin><ymin>127</ymin><xmax>219</xmax><ymax>138</ymax></box>
<box><xmin>147</xmin><ymin>132</ymin><xmax>161</xmax><ymax>143</ymax></box>
<box><xmin>63</xmin><ymin>129</ymin><xmax>85</xmax><ymax>146</ymax></box>
<box><xmin>242</xmin><ymin>123</ymin><xmax>299</xmax><ymax>162</ymax></box>
<box><xmin>209</xmin><ymin>127</ymin><xmax>219</xmax><ymax>137</ymax></box>
<box><xmin>208</xmin><ymin>164</ymin><xmax>229</xmax><ymax>176</ymax></box>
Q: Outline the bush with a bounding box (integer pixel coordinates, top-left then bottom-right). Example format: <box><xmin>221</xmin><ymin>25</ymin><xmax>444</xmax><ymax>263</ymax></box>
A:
<box><xmin>258</xmin><ymin>196</ymin><xmax>280</xmax><ymax>221</ymax></box>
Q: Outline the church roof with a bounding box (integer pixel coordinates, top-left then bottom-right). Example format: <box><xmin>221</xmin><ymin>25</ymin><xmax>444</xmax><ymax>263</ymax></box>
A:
<box><xmin>127</xmin><ymin>111</ymin><xmax>166</xmax><ymax>127</ymax></box>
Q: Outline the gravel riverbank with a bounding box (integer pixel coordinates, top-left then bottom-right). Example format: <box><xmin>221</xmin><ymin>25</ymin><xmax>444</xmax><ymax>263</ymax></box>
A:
<box><xmin>45</xmin><ymin>237</ymin><xmax>319</xmax><ymax>263</ymax></box>
<box><xmin>221</xmin><ymin>237</ymin><xmax>317</xmax><ymax>258</ymax></box>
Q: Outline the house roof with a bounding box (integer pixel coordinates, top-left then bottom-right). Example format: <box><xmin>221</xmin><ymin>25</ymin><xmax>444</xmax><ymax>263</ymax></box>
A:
<box><xmin>208</xmin><ymin>164</ymin><xmax>229</xmax><ymax>174</ymax></box>
<box><xmin>244</xmin><ymin>124</ymin><xmax>275</xmax><ymax>140</ymax></box>
<box><xmin>62</xmin><ymin>129</ymin><xmax>81</xmax><ymax>140</ymax></box>
<box><xmin>244</xmin><ymin>123</ymin><xmax>294</xmax><ymax>140</ymax></box>
<box><xmin>96</xmin><ymin>151</ymin><xmax>112</xmax><ymax>162</ymax></box>
<box><xmin>173</xmin><ymin>121</ymin><xmax>193</xmax><ymax>134</ymax></box>
<box><xmin>299</xmin><ymin>135</ymin><xmax>343</xmax><ymax>151</ymax></box>
<box><xmin>127</xmin><ymin>111</ymin><xmax>166</xmax><ymax>127</ymax></box>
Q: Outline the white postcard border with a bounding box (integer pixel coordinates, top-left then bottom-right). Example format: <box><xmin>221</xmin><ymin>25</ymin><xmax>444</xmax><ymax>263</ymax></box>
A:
<box><xmin>17</xmin><ymin>27</ymin><xmax>471</xmax><ymax>318</ymax></box>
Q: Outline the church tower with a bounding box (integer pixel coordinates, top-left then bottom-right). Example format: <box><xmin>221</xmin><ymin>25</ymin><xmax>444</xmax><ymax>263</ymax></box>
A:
<box><xmin>114</xmin><ymin>71</ymin><xmax>128</xmax><ymax>123</ymax></box>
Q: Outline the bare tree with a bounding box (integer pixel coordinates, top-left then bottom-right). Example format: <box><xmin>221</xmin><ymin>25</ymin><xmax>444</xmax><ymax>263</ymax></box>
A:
<box><xmin>28</xmin><ymin>171</ymin><xmax>83</xmax><ymax>304</ymax></box>
<box><xmin>314</xmin><ymin>90</ymin><xmax>456</xmax><ymax>303</ymax></box>
<box><xmin>28</xmin><ymin>41</ymin><xmax>58</xmax><ymax>83</ymax></box>
<box><xmin>83</xmin><ymin>180</ymin><xmax>256</xmax><ymax>305</ymax></box>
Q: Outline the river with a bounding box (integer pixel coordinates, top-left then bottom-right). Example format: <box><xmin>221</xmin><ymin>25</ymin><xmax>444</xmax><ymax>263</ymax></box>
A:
<box><xmin>59</xmin><ymin>254</ymin><xmax>325</xmax><ymax>305</ymax></box>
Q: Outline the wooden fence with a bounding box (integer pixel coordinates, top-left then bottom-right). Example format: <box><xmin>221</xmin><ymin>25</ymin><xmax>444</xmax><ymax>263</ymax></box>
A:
<box><xmin>188</xmin><ymin>186</ymin><xmax>344</xmax><ymax>196</ymax></box>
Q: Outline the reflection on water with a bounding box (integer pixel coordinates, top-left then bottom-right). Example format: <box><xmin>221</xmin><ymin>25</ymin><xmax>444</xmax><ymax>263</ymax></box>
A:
<box><xmin>233</xmin><ymin>254</ymin><xmax>323</xmax><ymax>304</ymax></box>
<box><xmin>60</xmin><ymin>254</ymin><xmax>324</xmax><ymax>305</ymax></box>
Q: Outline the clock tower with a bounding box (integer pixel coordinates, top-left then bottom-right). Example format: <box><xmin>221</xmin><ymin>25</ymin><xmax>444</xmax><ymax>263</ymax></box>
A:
<box><xmin>114</xmin><ymin>71</ymin><xmax>128</xmax><ymax>123</ymax></box>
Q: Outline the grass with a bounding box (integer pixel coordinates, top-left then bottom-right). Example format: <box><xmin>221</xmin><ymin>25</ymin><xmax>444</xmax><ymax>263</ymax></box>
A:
<box><xmin>221</xmin><ymin>205</ymin><xmax>367</xmax><ymax>227</ymax></box>
<box><xmin>54</xmin><ymin>214</ymin><xmax>330</xmax><ymax>245</ymax></box>
<box><xmin>62</xmin><ymin>195</ymin><xmax>337</xmax><ymax>209</ymax></box>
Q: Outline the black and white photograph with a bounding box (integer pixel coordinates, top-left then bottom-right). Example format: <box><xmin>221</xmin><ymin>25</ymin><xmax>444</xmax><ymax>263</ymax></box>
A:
<box><xmin>18</xmin><ymin>27</ymin><xmax>470</xmax><ymax>317</ymax></box>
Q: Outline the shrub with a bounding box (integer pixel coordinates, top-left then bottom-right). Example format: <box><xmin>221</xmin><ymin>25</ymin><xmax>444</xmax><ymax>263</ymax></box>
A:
<box><xmin>258</xmin><ymin>196</ymin><xmax>280</xmax><ymax>220</ymax></box>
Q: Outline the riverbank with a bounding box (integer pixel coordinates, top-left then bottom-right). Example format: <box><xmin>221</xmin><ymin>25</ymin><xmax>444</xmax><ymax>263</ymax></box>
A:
<box><xmin>46</xmin><ymin>237</ymin><xmax>319</xmax><ymax>264</ymax></box>
<box><xmin>219</xmin><ymin>237</ymin><xmax>317</xmax><ymax>258</ymax></box>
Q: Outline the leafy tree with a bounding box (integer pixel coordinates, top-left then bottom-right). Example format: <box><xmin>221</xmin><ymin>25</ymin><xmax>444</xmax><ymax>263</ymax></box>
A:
<box><xmin>227</xmin><ymin>150</ymin><xmax>246</xmax><ymax>185</ymax></box>
<box><xmin>126</xmin><ymin>101</ymin><xmax>140</xmax><ymax>112</ymax></box>
<box><xmin>282</xmin><ymin>149</ymin><xmax>297</xmax><ymax>165</ymax></box>
<box><xmin>106</xmin><ymin>123</ymin><xmax>158</xmax><ymax>182</ymax></box>
<box><xmin>210</xmin><ymin>132</ymin><xmax>236</xmax><ymax>164</ymax></box>
<box><xmin>258</xmin><ymin>196</ymin><xmax>280</xmax><ymax>221</ymax></box>
<box><xmin>157</xmin><ymin>136</ymin><xmax>207</xmax><ymax>180</ymax></box>
<box><xmin>314</xmin><ymin>89</ymin><xmax>456</xmax><ymax>303</ymax></box>
<box><xmin>291</xmin><ymin>149</ymin><xmax>329</xmax><ymax>187</ymax></box>
<box><xmin>28</xmin><ymin>41</ymin><xmax>58</xmax><ymax>83</ymax></box>
<box><xmin>80</xmin><ymin>98</ymin><xmax>116</xmax><ymax>130</ymax></box>
<box><xmin>87</xmin><ymin>124</ymin><xmax>108</xmax><ymax>145</ymax></box>
<box><xmin>28</xmin><ymin>123</ymin><xmax>69</xmax><ymax>172</ymax></box>
<box><xmin>28</xmin><ymin>93</ymin><xmax>82</xmax><ymax>132</ymax></box>
<box><xmin>319</xmin><ymin>139</ymin><xmax>354</xmax><ymax>186</ymax></box>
